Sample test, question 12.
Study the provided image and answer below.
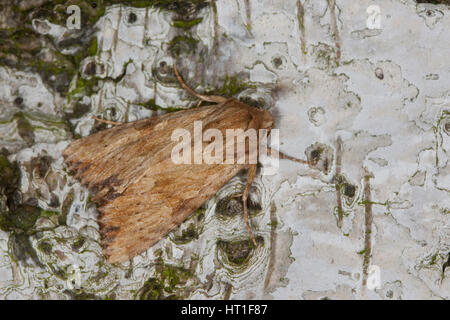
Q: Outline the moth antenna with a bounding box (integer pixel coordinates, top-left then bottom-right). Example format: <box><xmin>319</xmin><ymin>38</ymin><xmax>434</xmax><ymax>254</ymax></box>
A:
<box><xmin>173</xmin><ymin>64</ymin><xmax>228</xmax><ymax>104</ymax></box>
<box><xmin>267</xmin><ymin>147</ymin><xmax>314</xmax><ymax>166</ymax></box>
<box><xmin>243</xmin><ymin>164</ymin><xmax>258</xmax><ymax>246</ymax></box>
<box><xmin>92</xmin><ymin>116</ymin><xmax>123</xmax><ymax>126</ymax></box>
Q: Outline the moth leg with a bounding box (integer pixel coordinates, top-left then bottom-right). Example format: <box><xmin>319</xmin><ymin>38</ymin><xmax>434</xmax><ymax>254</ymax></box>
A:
<box><xmin>92</xmin><ymin>116</ymin><xmax>124</xmax><ymax>126</ymax></box>
<box><xmin>266</xmin><ymin>147</ymin><xmax>315</xmax><ymax>166</ymax></box>
<box><xmin>173</xmin><ymin>64</ymin><xmax>228</xmax><ymax>104</ymax></box>
<box><xmin>243</xmin><ymin>164</ymin><xmax>258</xmax><ymax>246</ymax></box>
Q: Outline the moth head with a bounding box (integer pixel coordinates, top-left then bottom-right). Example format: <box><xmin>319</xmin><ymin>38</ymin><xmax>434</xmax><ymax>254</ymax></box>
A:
<box><xmin>260</xmin><ymin>109</ymin><xmax>274</xmax><ymax>130</ymax></box>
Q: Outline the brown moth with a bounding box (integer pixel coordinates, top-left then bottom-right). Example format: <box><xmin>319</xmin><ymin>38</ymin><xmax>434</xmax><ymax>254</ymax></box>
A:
<box><xmin>63</xmin><ymin>65</ymin><xmax>310</xmax><ymax>263</ymax></box>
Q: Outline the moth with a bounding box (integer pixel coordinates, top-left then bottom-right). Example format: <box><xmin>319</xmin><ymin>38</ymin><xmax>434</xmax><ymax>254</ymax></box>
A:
<box><xmin>63</xmin><ymin>65</ymin><xmax>311</xmax><ymax>263</ymax></box>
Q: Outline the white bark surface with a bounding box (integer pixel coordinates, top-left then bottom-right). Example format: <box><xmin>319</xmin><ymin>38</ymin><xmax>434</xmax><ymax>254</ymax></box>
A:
<box><xmin>0</xmin><ymin>0</ymin><xmax>448</xmax><ymax>299</ymax></box>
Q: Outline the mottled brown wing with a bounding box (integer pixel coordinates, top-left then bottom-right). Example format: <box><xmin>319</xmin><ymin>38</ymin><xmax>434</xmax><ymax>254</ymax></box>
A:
<box><xmin>63</xmin><ymin>100</ymin><xmax>257</xmax><ymax>263</ymax></box>
<box><xmin>63</xmin><ymin>105</ymin><xmax>215</xmax><ymax>202</ymax></box>
<box><xmin>98</xmin><ymin>161</ymin><xmax>245</xmax><ymax>263</ymax></box>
